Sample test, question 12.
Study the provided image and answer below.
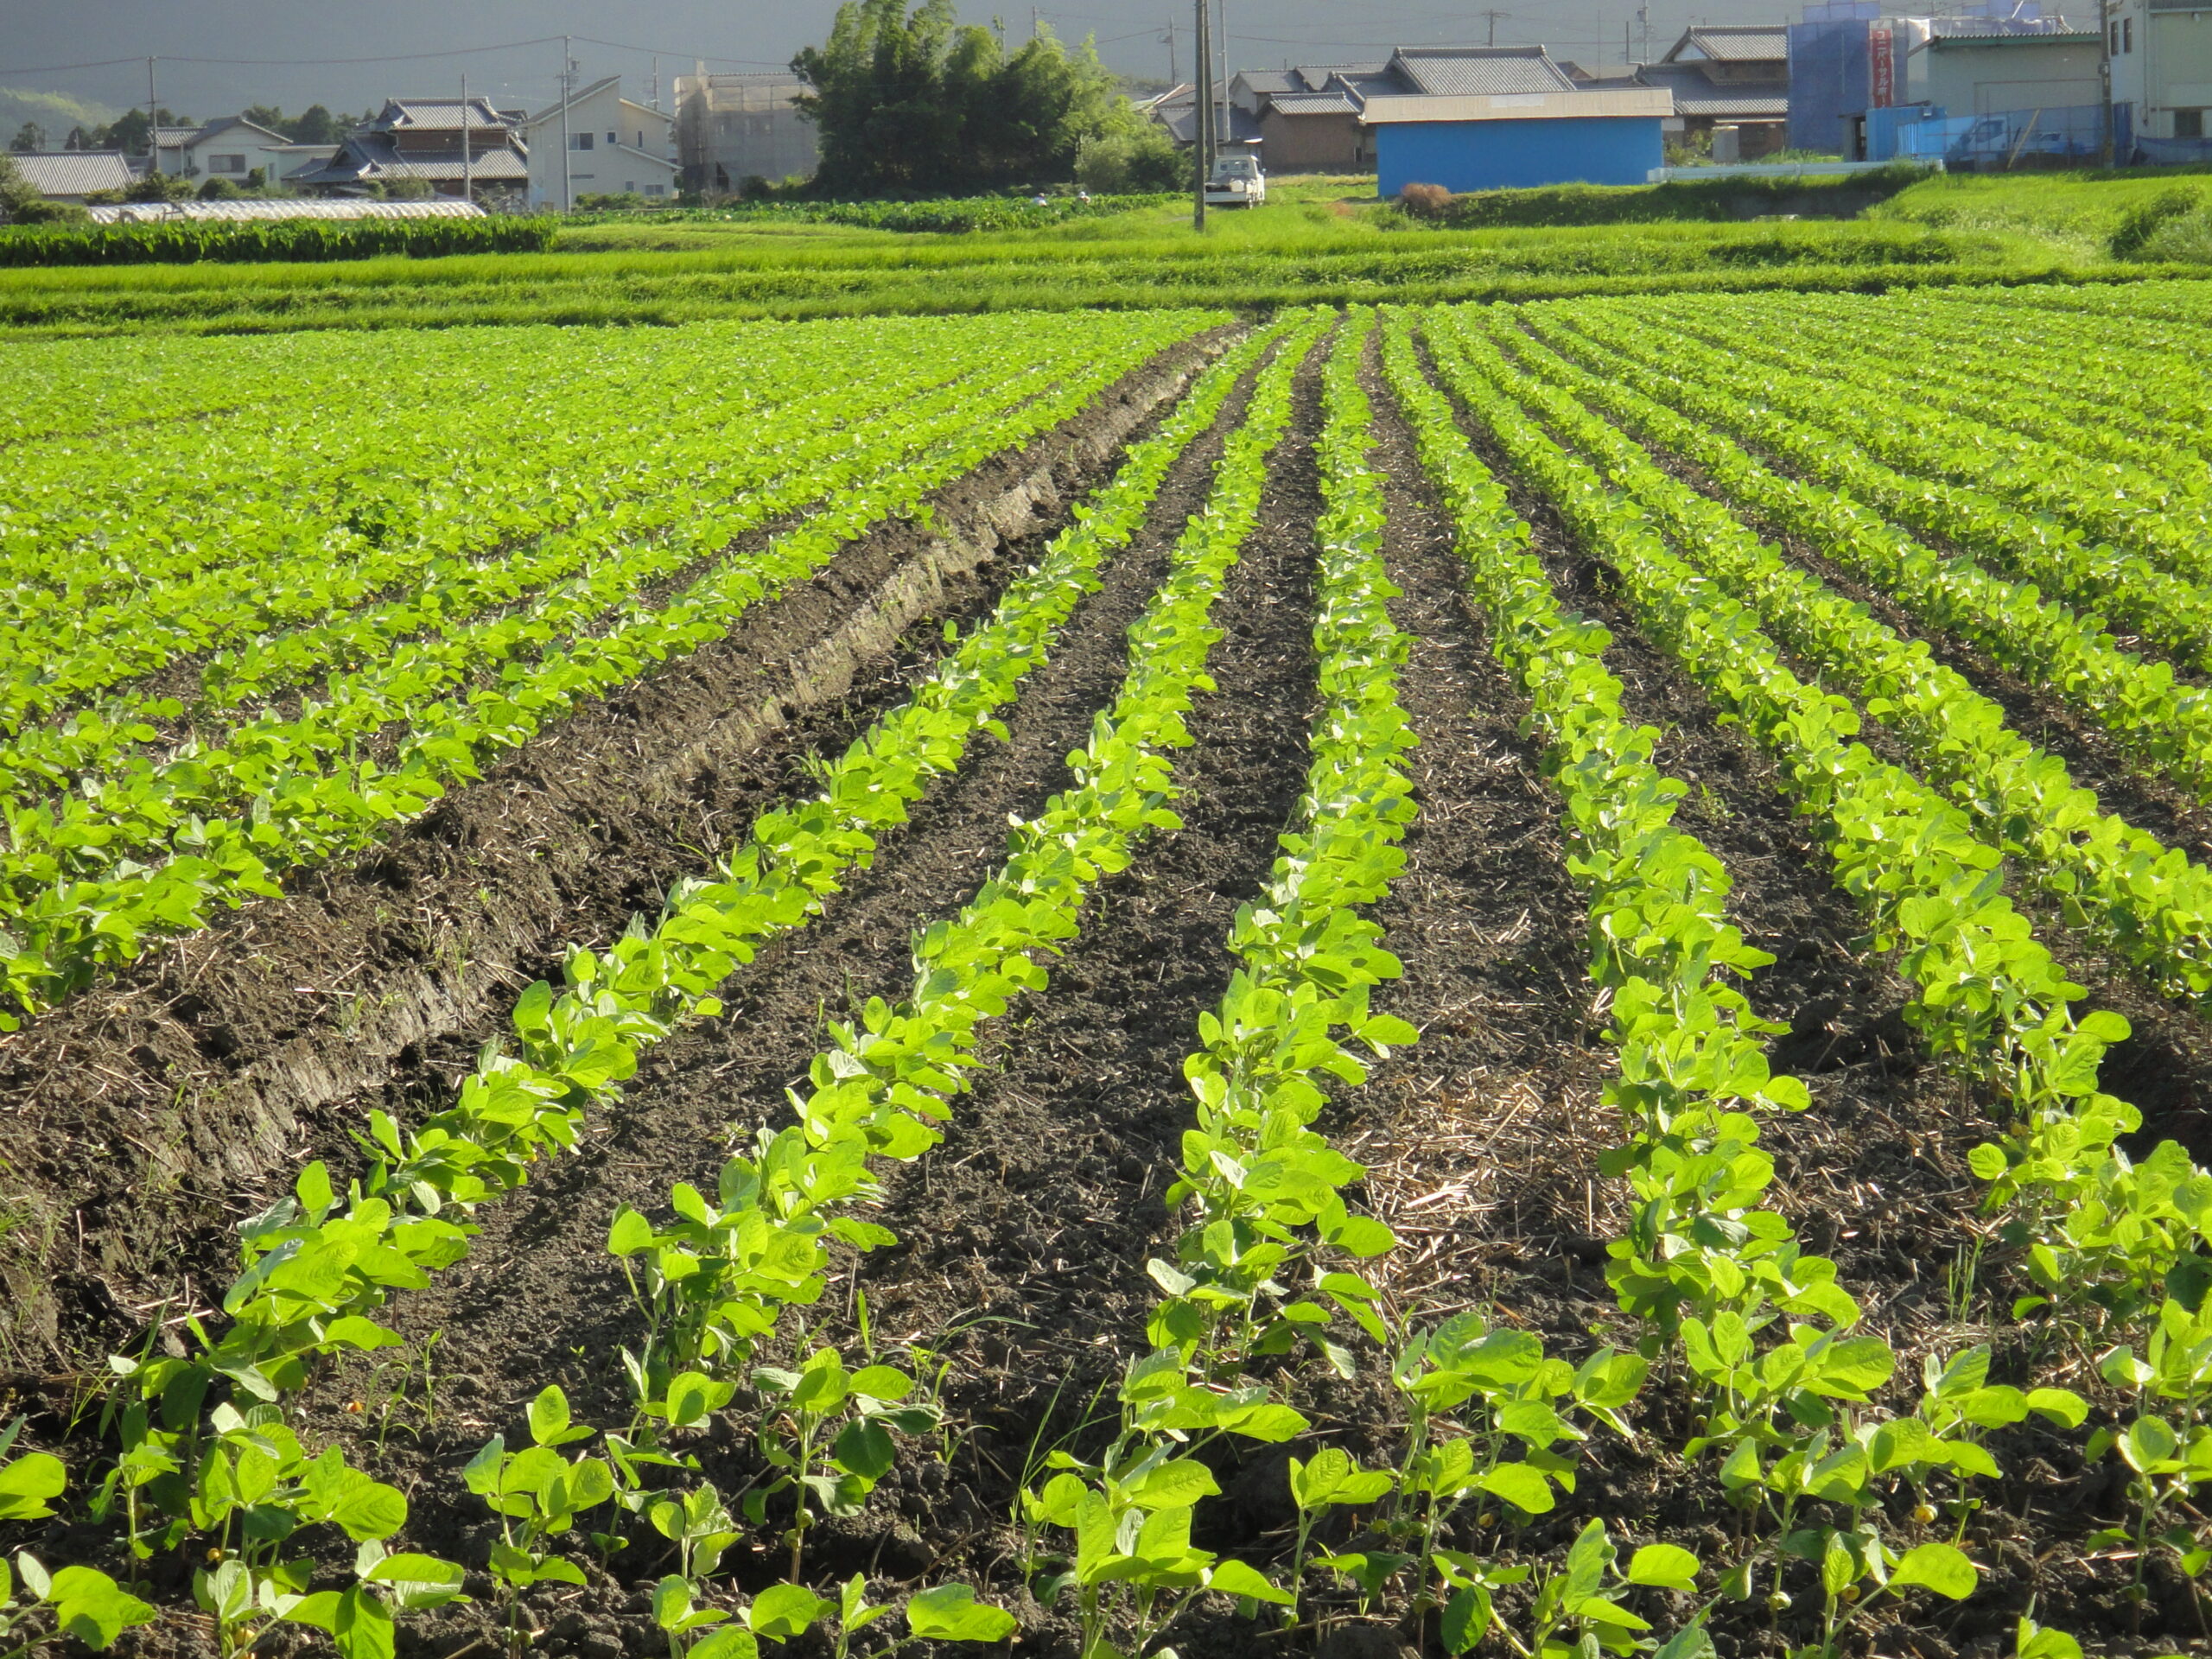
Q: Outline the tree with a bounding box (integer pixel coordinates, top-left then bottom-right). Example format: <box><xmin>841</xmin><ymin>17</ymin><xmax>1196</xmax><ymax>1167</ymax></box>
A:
<box><xmin>793</xmin><ymin>0</ymin><xmax>1132</xmax><ymax>194</ymax></box>
<box><xmin>244</xmin><ymin>103</ymin><xmax>345</xmax><ymax>145</ymax></box>
<box><xmin>1074</xmin><ymin>121</ymin><xmax>1182</xmax><ymax>194</ymax></box>
<box><xmin>10</xmin><ymin>122</ymin><xmax>45</xmax><ymax>154</ymax></box>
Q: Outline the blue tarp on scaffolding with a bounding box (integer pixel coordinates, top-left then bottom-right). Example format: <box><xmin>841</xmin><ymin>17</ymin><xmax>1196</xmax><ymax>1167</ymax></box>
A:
<box><xmin>1873</xmin><ymin>101</ymin><xmax>2126</xmax><ymax>164</ymax></box>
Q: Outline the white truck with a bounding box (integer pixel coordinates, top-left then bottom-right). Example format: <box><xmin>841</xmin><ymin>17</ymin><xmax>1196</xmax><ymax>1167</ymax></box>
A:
<box><xmin>1204</xmin><ymin>154</ymin><xmax>1267</xmax><ymax>208</ymax></box>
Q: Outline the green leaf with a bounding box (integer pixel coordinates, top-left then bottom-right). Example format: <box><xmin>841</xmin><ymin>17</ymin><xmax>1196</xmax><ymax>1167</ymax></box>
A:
<box><xmin>1477</xmin><ymin>1461</ymin><xmax>1554</xmax><ymax>1515</ymax></box>
<box><xmin>1626</xmin><ymin>1544</ymin><xmax>1700</xmax><ymax>1592</ymax></box>
<box><xmin>527</xmin><ymin>1386</ymin><xmax>573</xmax><ymax>1446</ymax></box>
<box><xmin>0</xmin><ymin>1451</ymin><xmax>67</xmax><ymax>1522</ymax></box>
<box><xmin>690</xmin><ymin>1629</ymin><xmax>760</xmax><ymax>1659</ymax></box>
<box><xmin>904</xmin><ymin>1583</ymin><xmax>1020</xmax><ymax>1642</ymax></box>
<box><xmin>1205</xmin><ymin>1560</ymin><xmax>1294</xmax><ymax>1606</ymax></box>
<box><xmin>330</xmin><ymin>1587</ymin><xmax>396</xmax><ymax>1659</ymax></box>
<box><xmin>1890</xmin><ymin>1542</ymin><xmax>1977</xmax><ymax>1600</ymax></box>
<box><xmin>1122</xmin><ymin>1459</ymin><xmax>1220</xmax><ymax>1510</ymax></box>
<box><xmin>831</xmin><ymin>1419</ymin><xmax>896</xmax><ymax>1483</ymax></box>
<box><xmin>44</xmin><ymin>1567</ymin><xmax>156</xmax><ymax>1651</ymax></box>
<box><xmin>747</xmin><ymin>1584</ymin><xmax>832</xmax><ymax>1640</ymax></box>
<box><xmin>1441</xmin><ymin>1585</ymin><xmax>1493</xmax><ymax>1654</ymax></box>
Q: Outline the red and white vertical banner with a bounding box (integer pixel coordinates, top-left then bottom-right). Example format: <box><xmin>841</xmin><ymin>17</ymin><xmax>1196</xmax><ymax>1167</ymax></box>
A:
<box><xmin>1869</xmin><ymin>25</ymin><xmax>1897</xmax><ymax>107</ymax></box>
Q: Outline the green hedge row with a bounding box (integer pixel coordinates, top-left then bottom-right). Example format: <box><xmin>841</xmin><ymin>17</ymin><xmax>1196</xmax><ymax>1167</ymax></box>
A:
<box><xmin>1416</xmin><ymin>164</ymin><xmax>1936</xmax><ymax>228</ymax></box>
<box><xmin>0</xmin><ymin>216</ymin><xmax>560</xmax><ymax>268</ymax></box>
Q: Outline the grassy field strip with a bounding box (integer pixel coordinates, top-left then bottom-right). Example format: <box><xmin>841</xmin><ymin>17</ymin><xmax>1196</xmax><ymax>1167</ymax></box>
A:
<box><xmin>0</xmin><ymin>313</ymin><xmax>1207</xmax><ymax>1022</ymax></box>
<box><xmin>0</xmin><ymin>330</ymin><xmax>1048</xmax><ymax>805</ymax></box>
<box><xmin>1643</xmin><ymin>301</ymin><xmax>2212</xmax><ymax>581</ymax></box>
<box><xmin>1513</xmin><ymin>306</ymin><xmax>2212</xmax><ymax>807</ymax></box>
<box><xmin>1535</xmin><ymin>306</ymin><xmax>2212</xmax><ymax>689</ymax></box>
<box><xmin>89</xmin><ymin>319</ymin><xmax>1306</xmax><ymax>1627</ymax></box>
<box><xmin>0</xmin><ymin>323</ymin><xmax>989</xmax><ymax>728</ymax></box>
<box><xmin>1460</xmin><ymin>308</ymin><xmax>2212</xmax><ymax>1008</ymax></box>
<box><xmin>1736</xmin><ymin>299</ymin><xmax>2212</xmax><ymax>488</ymax></box>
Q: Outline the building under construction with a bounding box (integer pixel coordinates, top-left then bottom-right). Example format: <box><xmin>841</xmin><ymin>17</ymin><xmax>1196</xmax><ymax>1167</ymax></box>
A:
<box><xmin>674</xmin><ymin>71</ymin><xmax>818</xmax><ymax>194</ymax></box>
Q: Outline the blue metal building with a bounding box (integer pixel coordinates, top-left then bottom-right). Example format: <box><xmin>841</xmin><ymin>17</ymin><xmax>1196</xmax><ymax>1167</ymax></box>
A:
<box><xmin>1355</xmin><ymin>48</ymin><xmax>1675</xmax><ymax>194</ymax></box>
<box><xmin>1371</xmin><ymin>109</ymin><xmax>1668</xmax><ymax>193</ymax></box>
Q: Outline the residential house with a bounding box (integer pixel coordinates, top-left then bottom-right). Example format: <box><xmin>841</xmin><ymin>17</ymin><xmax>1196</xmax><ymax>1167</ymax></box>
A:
<box><xmin>674</xmin><ymin>72</ymin><xmax>817</xmax><ymax>194</ymax></box>
<box><xmin>285</xmin><ymin>98</ymin><xmax>527</xmax><ymax>200</ymax></box>
<box><xmin>1640</xmin><ymin>26</ymin><xmax>1791</xmax><ymax>156</ymax></box>
<box><xmin>1358</xmin><ymin>46</ymin><xmax>1673</xmax><ymax>193</ymax></box>
<box><xmin>2107</xmin><ymin>0</ymin><xmax>2212</xmax><ymax>149</ymax></box>
<box><xmin>153</xmin><ymin>116</ymin><xmax>295</xmax><ymax>183</ymax></box>
<box><xmin>8</xmin><ymin>151</ymin><xmax>137</xmax><ymax>202</ymax></box>
<box><xmin>524</xmin><ymin>76</ymin><xmax>677</xmax><ymax>208</ymax></box>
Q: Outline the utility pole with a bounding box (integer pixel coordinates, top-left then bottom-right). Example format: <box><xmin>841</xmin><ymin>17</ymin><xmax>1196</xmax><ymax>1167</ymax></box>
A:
<box><xmin>1032</xmin><ymin>5</ymin><xmax>1041</xmax><ymax>35</ymax></box>
<box><xmin>146</xmin><ymin>57</ymin><xmax>159</xmax><ymax>174</ymax></box>
<box><xmin>1217</xmin><ymin>0</ymin><xmax>1230</xmax><ymax>166</ymax></box>
<box><xmin>651</xmin><ymin>56</ymin><xmax>661</xmax><ymax>111</ymax></box>
<box><xmin>461</xmin><ymin>72</ymin><xmax>472</xmax><ymax>205</ymax></box>
<box><xmin>558</xmin><ymin>36</ymin><xmax>574</xmax><ymax>212</ymax></box>
<box><xmin>1482</xmin><ymin>9</ymin><xmax>1510</xmax><ymax>46</ymax></box>
<box><xmin>2098</xmin><ymin>0</ymin><xmax>2115</xmax><ymax>165</ymax></box>
<box><xmin>1192</xmin><ymin>0</ymin><xmax>1210</xmax><ymax>229</ymax></box>
<box><xmin>1163</xmin><ymin>16</ymin><xmax>1177</xmax><ymax>84</ymax></box>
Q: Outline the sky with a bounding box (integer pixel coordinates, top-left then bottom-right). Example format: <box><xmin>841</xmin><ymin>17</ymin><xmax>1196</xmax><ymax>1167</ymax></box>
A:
<box><xmin>0</xmin><ymin>0</ymin><xmax>1797</xmax><ymax>129</ymax></box>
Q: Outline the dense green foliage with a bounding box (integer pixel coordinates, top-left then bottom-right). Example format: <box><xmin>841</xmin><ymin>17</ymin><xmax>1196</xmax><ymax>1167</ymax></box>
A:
<box><xmin>0</xmin><ymin>216</ymin><xmax>558</xmax><ymax>268</ymax></box>
<box><xmin>569</xmin><ymin>193</ymin><xmax>1174</xmax><ymax>234</ymax></box>
<box><xmin>1401</xmin><ymin>162</ymin><xmax>1935</xmax><ymax>228</ymax></box>
<box><xmin>792</xmin><ymin>0</ymin><xmax>1146</xmax><ymax>194</ymax></box>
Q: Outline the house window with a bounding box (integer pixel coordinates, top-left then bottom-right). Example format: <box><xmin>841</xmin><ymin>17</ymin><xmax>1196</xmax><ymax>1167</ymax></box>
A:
<box><xmin>2180</xmin><ymin>108</ymin><xmax>2207</xmax><ymax>138</ymax></box>
<box><xmin>209</xmin><ymin>153</ymin><xmax>247</xmax><ymax>173</ymax></box>
<box><xmin>624</xmin><ymin>180</ymin><xmax>634</xmax><ymax>191</ymax></box>
<box><xmin>645</xmin><ymin>183</ymin><xmax>665</xmax><ymax>196</ymax></box>
<box><xmin>569</xmin><ymin>131</ymin><xmax>594</xmax><ymax>149</ymax></box>
<box><xmin>2123</xmin><ymin>16</ymin><xmax>2133</xmax><ymax>49</ymax></box>
<box><xmin>2110</xmin><ymin>19</ymin><xmax>2121</xmax><ymax>50</ymax></box>
<box><xmin>607</xmin><ymin>130</ymin><xmax>617</xmax><ymax>144</ymax></box>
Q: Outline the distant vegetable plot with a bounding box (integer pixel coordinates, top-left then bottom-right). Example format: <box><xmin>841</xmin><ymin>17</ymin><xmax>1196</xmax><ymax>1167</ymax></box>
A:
<box><xmin>6</xmin><ymin>283</ymin><xmax>2212</xmax><ymax>1659</ymax></box>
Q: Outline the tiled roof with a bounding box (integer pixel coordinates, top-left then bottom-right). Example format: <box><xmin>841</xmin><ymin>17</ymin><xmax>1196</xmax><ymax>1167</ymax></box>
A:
<box><xmin>1156</xmin><ymin>104</ymin><xmax>1264</xmax><ymax>146</ymax></box>
<box><xmin>375</xmin><ymin>98</ymin><xmax>512</xmax><ymax>130</ymax></box>
<box><xmin>1389</xmin><ymin>48</ymin><xmax>1577</xmax><ymax>97</ymax></box>
<box><xmin>9</xmin><ymin>151</ymin><xmax>137</xmax><ymax>197</ymax></box>
<box><xmin>1294</xmin><ymin>62</ymin><xmax>1387</xmax><ymax>91</ymax></box>
<box><xmin>1640</xmin><ymin>61</ymin><xmax>1789</xmax><ymax>111</ymax></box>
<box><xmin>1675</xmin><ymin>25</ymin><xmax>1789</xmax><ymax>60</ymax></box>
<box><xmin>1237</xmin><ymin>70</ymin><xmax>1301</xmax><ymax>95</ymax></box>
<box><xmin>1269</xmin><ymin>92</ymin><xmax>1360</xmax><ymax>115</ymax></box>
<box><xmin>288</xmin><ymin>131</ymin><xmax>528</xmax><ymax>184</ymax></box>
<box><xmin>188</xmin><ymin>116</ymin><xmax>291</xmax><ymax>147</ymax></box>
<box><xmin>154</xmin><ymin>126</ymin><xmax>200</xmax><ymax>146</ymax></box>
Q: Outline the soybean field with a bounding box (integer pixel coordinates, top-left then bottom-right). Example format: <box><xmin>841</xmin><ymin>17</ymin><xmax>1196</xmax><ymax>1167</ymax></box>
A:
<box><xmin>5</xmin><ymin>283</ymin><xmax>2212</xmax><ymax>1659</ymax></box>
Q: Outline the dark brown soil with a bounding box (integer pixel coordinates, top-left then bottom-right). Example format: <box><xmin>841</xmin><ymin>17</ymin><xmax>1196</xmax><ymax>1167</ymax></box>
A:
<box><xmin>1497</xmin><ymin>315</ymin><xmax>2212</xmax><ymax>1164</ymax></box>
<box><xmin>0</xmin><ymin>334</ymin><xmax>1229</xmax><ymax>1376</ymax></box>
<box><xmin>10</xmin><ymin>314</ymin><xmax>2212</xmax><ymax>1659</ymax></box>
<box><xmin>1420</xmin><ymin>321</ymin><xmax>2211</xmax><ymax>1656</ymax></box>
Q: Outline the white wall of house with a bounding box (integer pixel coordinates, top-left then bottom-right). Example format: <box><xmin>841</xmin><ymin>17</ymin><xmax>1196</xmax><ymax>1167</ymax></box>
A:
<box><xmin>2110</xmin><ymin>0</ymin><xmax>2212</xmax><ymax>138</ymax></box>
<box><xmin>184</xmin><ymin>128</ymin><xmax>294</xmax><ymax>183</ymax></box>
<box><xmin>525</xmin><ymin>78</ymin><xmax>677</xmax><ymax>207</ymax></box>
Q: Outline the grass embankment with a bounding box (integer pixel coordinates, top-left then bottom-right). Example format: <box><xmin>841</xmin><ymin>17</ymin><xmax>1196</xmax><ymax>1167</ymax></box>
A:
<box><xmin>1869</xmin><ymin>164</ymin><xmax>2212</xmax><ymax>258</ymax></box>
<box><xmin>2</xmin><ymin>168</ymin><xmax>2206</xmax><ymax>339</ymax></box>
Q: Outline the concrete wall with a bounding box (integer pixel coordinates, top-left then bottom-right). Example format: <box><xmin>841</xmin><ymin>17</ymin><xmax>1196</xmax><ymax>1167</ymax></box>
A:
<box><xmin>1905</xmin><ymin>35</ymin><xmax>2103</xmax><ymax>114</ymax></box>
<box><xmin>1376</xmin><ymin>115</ymin><xmax>1665</xmax><ymax>194</ymax></box>
<box><xmin>2116</xmin><ymin>3</ymin><xmax>2212</xmax><ymax>137</ymax></box>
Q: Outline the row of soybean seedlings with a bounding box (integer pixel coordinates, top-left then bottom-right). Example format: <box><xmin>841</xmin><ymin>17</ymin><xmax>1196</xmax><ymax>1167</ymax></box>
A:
<box><xmin>0</xmin><ymin>299</ymin><xmax>2138</xmax><ymax>1659</ymax></box>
